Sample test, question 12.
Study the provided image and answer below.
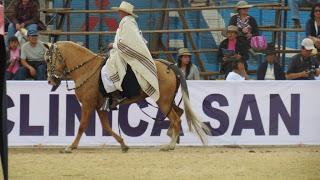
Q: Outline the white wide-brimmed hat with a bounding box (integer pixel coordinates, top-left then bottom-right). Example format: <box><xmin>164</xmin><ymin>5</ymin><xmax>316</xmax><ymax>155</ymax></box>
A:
<box><xmin>112</xmin><ymin>1</ymin><xmax>138</xmax><ymax>18</ymax></box>
<box><xmin>236</xmin><ymin>1</ymin><xmax>253</xmax><ymax>9</ymax></box>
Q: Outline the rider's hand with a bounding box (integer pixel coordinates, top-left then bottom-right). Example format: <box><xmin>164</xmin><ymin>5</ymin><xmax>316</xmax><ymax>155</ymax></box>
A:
<box><xmin>108</xmin><ymin>43</ymin><xmax>113</xmax><ymax>49</ymax></box>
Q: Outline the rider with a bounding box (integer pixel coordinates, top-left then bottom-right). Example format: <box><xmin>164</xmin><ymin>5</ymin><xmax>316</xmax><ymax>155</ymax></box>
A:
<box><xmin>101</xmin><ymin>1</ymin><xmax>160</xmax><ymax>111</ymax></box>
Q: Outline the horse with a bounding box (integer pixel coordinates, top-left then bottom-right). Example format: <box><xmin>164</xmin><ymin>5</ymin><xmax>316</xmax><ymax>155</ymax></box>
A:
<box><xmin>44</xmin><ymin>41</ymin><xmax>210</xmax><ymax>153</ymax></box>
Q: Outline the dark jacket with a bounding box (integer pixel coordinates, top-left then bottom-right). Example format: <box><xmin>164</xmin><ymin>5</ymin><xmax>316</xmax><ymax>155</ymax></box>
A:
<box><xmin>306</xmin><ymin>19</ymin><xmax>320</xmax><ymax>37</ymax></box>
<box><xmin>257</xmin><ymin>61</ymin><xmax>286</xmax><ymax>80</ymax></box>
<box><xmin>217</xmin><ymin>37</ymin><xmax>249</xmax><ymax>75</ymax></box>
<box><xmin>229</xmin><ymin>15</ymin><xmax>259</xmax><ymax>37</ymax></box>
<box><xmin>11</xmin><ymin>1</ymin><xmax>39</xmax><ymax>26</ymax></box>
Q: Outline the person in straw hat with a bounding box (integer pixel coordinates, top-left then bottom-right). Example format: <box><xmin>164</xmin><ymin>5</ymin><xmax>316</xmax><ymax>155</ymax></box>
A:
<box><xmin>217</xmin><ymin>25</ymin><xmax>249</xmax><ymax>79</ymax></box>
<box><xmin>100</xmin><ymin>1</ymin><xmax>159</xmax><ymax>111</ymax></box>
<box><xmin>256</xmin><ymin>43</ymin><xmax>285</xmax><ymax>80</ymax></box>
<box><xmin>229</xmin><ymin>1</ymin><xmax>259</xmax><ymax>50</ymax></box>
<box><xmin>176</xmin><ymin>48</ymin><xmax>200</xmax><ymax>80</ymax></box>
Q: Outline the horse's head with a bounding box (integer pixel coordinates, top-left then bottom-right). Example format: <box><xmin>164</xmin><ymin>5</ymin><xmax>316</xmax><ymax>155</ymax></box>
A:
<box><xmin>44</xmin><ymin>43</ymin><xmax>66</xmax><ymax>87</ymax></box>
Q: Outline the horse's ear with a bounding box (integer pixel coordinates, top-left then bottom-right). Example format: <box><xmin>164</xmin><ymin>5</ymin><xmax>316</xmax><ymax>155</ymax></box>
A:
<box><xmin>43</xmin><ymin>42</ymin><xmax>52</xmax><ymax>49</ymax></box>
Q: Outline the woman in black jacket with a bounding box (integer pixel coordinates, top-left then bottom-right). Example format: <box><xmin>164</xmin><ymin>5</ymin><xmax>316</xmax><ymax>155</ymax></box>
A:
<box><xmin>217</xmin><ymin>25</ymin><xmax>249</xmax><ymax>78</ymax></box>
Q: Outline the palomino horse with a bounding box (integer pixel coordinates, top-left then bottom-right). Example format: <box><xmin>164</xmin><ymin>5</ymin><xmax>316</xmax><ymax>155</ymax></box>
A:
<box><xmin>44</xmin><ymin>41</ymin><xmax>210</xmax><ymax>152</ymax></box>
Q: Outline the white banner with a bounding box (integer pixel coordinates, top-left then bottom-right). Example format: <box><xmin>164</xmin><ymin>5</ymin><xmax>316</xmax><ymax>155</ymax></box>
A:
<box><xmin>6</xmin><ymin>81</ymin><xmax>320</xmax><ymax>146</ymax></box>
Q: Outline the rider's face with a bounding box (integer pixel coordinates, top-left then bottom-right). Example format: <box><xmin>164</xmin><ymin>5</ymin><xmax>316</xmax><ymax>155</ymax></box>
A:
<box><xmin>118</xmin><ymin>11</ymin><xmax>128</xmax><ymax>19</ymax></box>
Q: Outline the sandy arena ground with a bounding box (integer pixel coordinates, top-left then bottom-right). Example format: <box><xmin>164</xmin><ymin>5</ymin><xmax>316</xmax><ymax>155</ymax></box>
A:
<box><xmin>4</xmin><ymin>146</ymin><xmax>320</xmax><ymax>180</ymax></box>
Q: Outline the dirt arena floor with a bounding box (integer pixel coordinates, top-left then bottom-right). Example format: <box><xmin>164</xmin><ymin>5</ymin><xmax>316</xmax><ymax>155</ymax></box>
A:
<box><xmin>5</xmin><ymin>146</ymin><xmax>320</xmax><ymax>180</ymax></box>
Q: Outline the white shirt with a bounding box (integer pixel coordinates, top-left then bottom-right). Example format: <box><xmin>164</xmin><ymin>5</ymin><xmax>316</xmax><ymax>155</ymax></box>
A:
<box><xmin>226</xmin><ymin>71</ymin><xmax>245</xmax><ymax>81</ymax></box>
<box><xmin>264</xmin><ymin>64</ymin><xmax>275</xmax><ymax>80</ymax></box>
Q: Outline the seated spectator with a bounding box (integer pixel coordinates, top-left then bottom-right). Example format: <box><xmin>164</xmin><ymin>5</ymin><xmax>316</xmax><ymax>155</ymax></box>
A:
<box><xmin>289</xmin><ymin>0</ymin><xmax>319</xmax><ymax>28</ymax></box>
<box><xmin>257</xmin><ymin>43</ymin><xmax>286</xmax><ymax>80</ymax></box>
<box><xmin>6</xmin><ymin>36</ymin><xmax>21</xmax><ymax>80</ymax></box>
<box><xmin>176</xmin><ymin>48</ymin><xmax>200</xmax><ymax>80</ymax></box>
<box><xmin>229</xmin><ymin>1</ymin><xmax>259</xmax><ymax>50</ymax></box>
<box><xmin>15</xmin><ymin>29</ymin><xmax>46</xmax><ymax>80</ymax></box>
<box><xmin>7</xmin><ymin>0</ymin><xmax>41</xmax><ymax>41</ymax></box>
<box><xmin>226</xmin><ymin>60</ymin><xmax>248</xmax><ymax>81</ymax></box>
<box><xmin>306</xmin><ymin>3</ymin><xmax>320</xmax><ymax>50</ymax></box>
<box><xmin>217</xmin><ymin>25</ymin><xmax>249</xmax><ymax>78</ymax></box>
<box><xmin>286</xmin><ymin>38</ymin><xmax>320</xmax><ymax>80</ymax></box>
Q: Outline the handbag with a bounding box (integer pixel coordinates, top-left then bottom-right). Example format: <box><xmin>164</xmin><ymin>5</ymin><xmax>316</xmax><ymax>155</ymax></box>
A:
<box><xmin>250</xmin><ymin>36</ymin><xmax>267</xmax><ymax>51</ymax></box>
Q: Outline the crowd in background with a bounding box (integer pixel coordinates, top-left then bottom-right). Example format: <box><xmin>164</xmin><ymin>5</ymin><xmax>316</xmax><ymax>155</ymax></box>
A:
<box><xmin>2</xmin><ymin>0</ymin><xmax>320</xmax><ymax>81</ymax></box>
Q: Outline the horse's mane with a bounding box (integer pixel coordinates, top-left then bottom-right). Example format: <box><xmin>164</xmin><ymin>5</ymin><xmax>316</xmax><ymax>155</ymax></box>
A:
<box><xmin>56</xmin><ymin>41</ymin><xmax>97</xmax><ymax>56</ymax></box>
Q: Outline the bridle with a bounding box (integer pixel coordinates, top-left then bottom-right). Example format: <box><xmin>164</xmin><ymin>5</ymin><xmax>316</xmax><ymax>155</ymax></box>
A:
<box><xmin>45</xmin><ymin>43</ymin><xmax>106</xmax><ymax>91</ymax></box>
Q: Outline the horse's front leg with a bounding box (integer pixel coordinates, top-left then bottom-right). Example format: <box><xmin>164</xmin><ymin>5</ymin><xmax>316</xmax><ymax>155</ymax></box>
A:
<box><xmin>97</xmin><ymin>109</ymin><xmax>129</xmax><ymax>152</ymax></box>
<box><xmin>61</xmin><ymin>105</ymin><xmax>94</xmax><ymax>153</ymax></box>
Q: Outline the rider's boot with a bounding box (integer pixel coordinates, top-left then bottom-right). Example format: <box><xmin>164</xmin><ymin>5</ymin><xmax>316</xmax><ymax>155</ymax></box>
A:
<box><xmin>101</xmin><ymin>91</ymin><xmax>126</xmax><ymax>111</ymax></box>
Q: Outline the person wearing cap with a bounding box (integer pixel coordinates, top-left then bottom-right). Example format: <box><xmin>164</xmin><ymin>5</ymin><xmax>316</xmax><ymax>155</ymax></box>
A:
<box><xmin>226</xmin><ymin>60</ymin><xmax>248</xmax><ymax>81</ymax></box>
<box><xmin>15</xmin><ymin>29</ymin><xmax>46</xmax><ymax>80</ymax></box>
<box><xmin>229</xmin><ymin>0</ymin><xmax>259</xmax><ymax>50</ymax></box>
<box><xmin>256</xmin><ymin>43</ymin><xmax>285</xmax><ymax>80</ymax></box>
<box><xmin>286</xmin><ymin>38</ymin><xmax>320</xmax><ymax>80</ymax></box>
<box><xmin>217</xmin><ymin>25</ymin><xmax>249</xmax><ymax>78</ymax></box>
<box><xmin>176</xmin><ymin>48</ymin><xmax>200</xmax><ymax>80</ymax></box>
<box><xmin>7</xmin><ymin>0</ymin><xmax>41</xmax><ymax>42</ymax></box>
<box><xmin>100</xmin><ymin>1</ymin><xmax>159</xmax><ymax>111</ymax></box>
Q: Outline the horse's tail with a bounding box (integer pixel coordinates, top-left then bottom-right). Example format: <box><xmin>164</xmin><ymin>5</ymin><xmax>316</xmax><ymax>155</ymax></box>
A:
<box><xmin>178</xmin><ymin>70</ymin><xmax>211</xmax><ymax>145</ymax></box>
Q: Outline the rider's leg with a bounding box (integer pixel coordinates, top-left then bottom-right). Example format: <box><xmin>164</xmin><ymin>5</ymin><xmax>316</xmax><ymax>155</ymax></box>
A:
<box><xmin>100</xmin><ymin>64</ymin><xmax>125</xmax><ymax>111</ymax></box>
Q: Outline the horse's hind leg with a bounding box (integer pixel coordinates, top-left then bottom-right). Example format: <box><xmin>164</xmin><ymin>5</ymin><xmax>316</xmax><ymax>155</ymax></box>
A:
<box><xmin>62</xmin><ymin>105</ymin><xmax>94</xmax><ymax>153</ymax></box>
<box><xmin>97</xmin><ymin>110</ymin><xmax>129</xmax><ymax>152</ymax></box>
<box><xmin>159</xmin><ymin>107</ymin><xmax>181</xmax><ymax>151</ymax></box>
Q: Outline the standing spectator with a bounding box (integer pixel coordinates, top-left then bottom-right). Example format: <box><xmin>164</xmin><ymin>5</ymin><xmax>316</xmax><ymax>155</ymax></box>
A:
<box><xmin>306</xmin><ymin>3</ymin><xmax>320</xmax><ymax>49</ymax></box>
<box><xmin>289</xmin><ymin>0</ymin><xmax>319</xmax><ymax>28</ymax></box>
<box><xmin>176</xmin><ymin>48</ymin><xmax>200</xmax><ymax>80</ymax></box>
<box><xmin>257</xmin><ymin>43</ymin><xmax>286</xmax><ymax>80</ymax></box>
<box><xmin>0</xmin><ymin>1</ymin><xmax>3</xmax><ymax>35</ymax></box>
<box><xmin>217</xmin><ymin>25</ymin><xmax>249</xmax><ymax>78</ymax></box>
<box><xmin>229</xmin><ymin>0</ymin><xmax>259</xmax><ymax>50</ymax></box>
<box><xmin>15</xmin><ymin>29</ymin><xmax>46</xmax><ymax>80</ymax></box>
<box><xmin>7</xmin><ymin>0</ymin><xmax>40</xmax><ymax>41</ymax></box>
<box><xmin>6</xmin><ymin>36</ymin><xmax>20</xmax><ymax>80</ymax></box>
<box><xmin>286</xmin><ymin>38</ymin><xmax>320</xmax><ymax>80</ymax></box>
<box><xmin>226</xmin><ymin>60</ymin><xmax>249</xmax><ymax>81</ymax></box>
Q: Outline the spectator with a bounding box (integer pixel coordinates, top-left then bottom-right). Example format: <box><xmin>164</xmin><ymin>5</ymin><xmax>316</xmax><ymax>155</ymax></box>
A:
<box><xmin>257</xmin><ymin>43</ymin><xmax>286</xmax><ymax>80</ymax></box>
<box><xmin>226</xmin><ymin>60</ymin><xmax>248</xmax><ymax>81</ymax></box>
<box><xmin>0</xmin><ymin>1</ymin><xmax>3</xmax><ymax>35</ymax></box>
<box><xmin>6</xmin><ymin>36</ymin><xmax>20</xmax><ymax>80</ymax></box>
<box><xmin>289</xmin><ymin>0</ymin><xmax>319</xmax><ymax>28</ymax></box>
<box><xmin>306</xmin><ymin>3</ymin><xmax>320</xmax><ymax>49</ymax></box>
<box><xmin>176</xmin><ymin>48</ymin><xmax>200</xmax><ymax>80</ymax></box>
<box><xmin>7</xmin><ymin>0</ymin><xmax>41</xmax><ymax>41</ymax></box>
<box><xmin>229</xmin><ymin>0</ymin><xmax>259</xmax><ymax>50</ymax></box>
<box><xmin>15</xmin><ymin>29</ymin><xmax>46</xmax><ymax>80</ymax></box>
<box><xmin>286</xmin><ymin>38</ymin><xmax>320</xmax><ymax>80</ymax></box>
<box><xmin>217</xmin><ymin>25</ymin><xmax>249</xmax><ymax>78</ymax></box>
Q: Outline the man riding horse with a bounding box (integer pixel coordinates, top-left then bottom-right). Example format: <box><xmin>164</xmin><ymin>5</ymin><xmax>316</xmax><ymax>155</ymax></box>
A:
<box><xmin>100</xmin><ymin>1</ymin><xmax>160</xmax><ymax>111</ymax></box>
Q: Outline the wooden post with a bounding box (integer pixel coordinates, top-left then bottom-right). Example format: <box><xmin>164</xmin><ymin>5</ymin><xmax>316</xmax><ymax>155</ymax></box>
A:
<box><xmin>150</xmin><ymin>0</ymin><xmax>169</xmax><ymax>58</ymax></box>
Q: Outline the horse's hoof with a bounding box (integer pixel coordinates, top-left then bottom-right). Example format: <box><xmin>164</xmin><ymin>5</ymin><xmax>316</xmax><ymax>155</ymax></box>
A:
<box><xmin>60</xmin><ymin>147</ymin><xmax>73</xmax><ymax>153</ymax></box>
<box><xmin>121</xmin><ymin>145</ymin><xmax>129</xmax><ymax>153</ymax></box>
<box><xmin>160</xmin><ymin>145</ymin><xmax>171</xmax><ymax>152</ymax></box>
<box><xmin>169</xmin><ymin>146</ymin><xmax>175</xmax><ymax>151</ymax></box>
